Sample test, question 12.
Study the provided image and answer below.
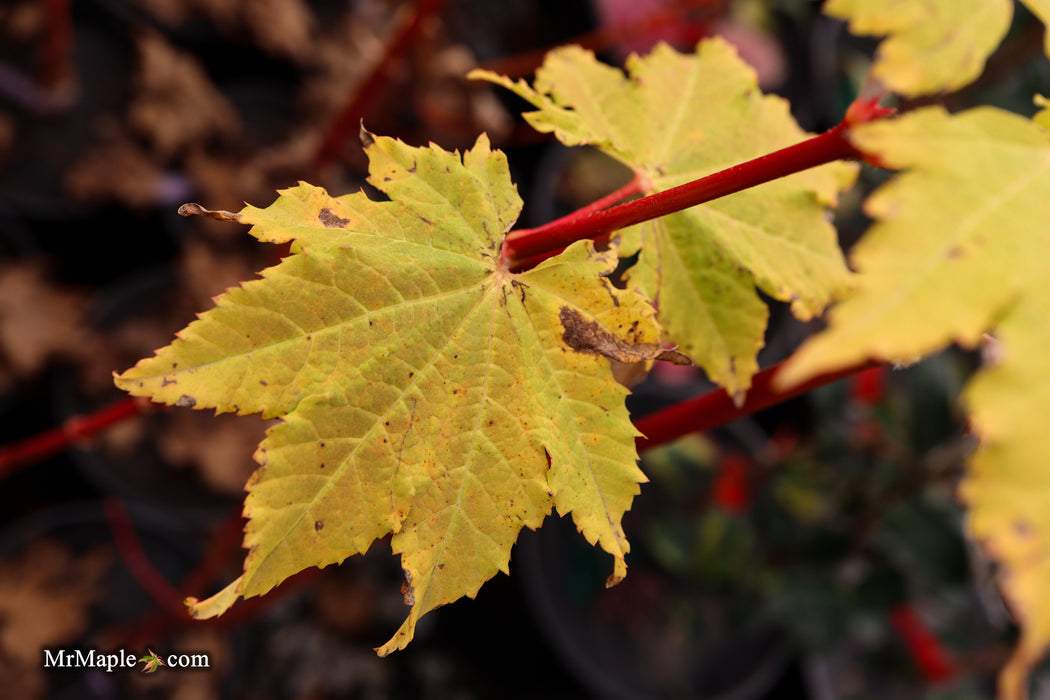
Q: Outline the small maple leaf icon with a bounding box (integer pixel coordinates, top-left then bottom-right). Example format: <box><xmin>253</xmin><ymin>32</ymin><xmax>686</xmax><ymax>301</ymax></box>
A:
<box><xmin>138</xmin><ymin>650</ymin><xmax>165</xmax><ymax>673</ymax></box>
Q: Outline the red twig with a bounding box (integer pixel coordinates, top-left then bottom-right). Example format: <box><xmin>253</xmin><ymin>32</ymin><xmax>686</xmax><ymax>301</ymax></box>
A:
<box><xmin>635</xmin><ymin>359</ymin><xmax>880</xmax><ymax>452</ymax></box>
<box><xmin>509</xmin><ymin>174</ymin><xmax>644</xmax><ymax>269</ymax></box>
<box><xmin>107</xmin><ymin>506</ymin><xmax>320</xmax><ymax>645</ymax></box>
<box><xmin>502</xmin><ymin>97</ymin><xmax>893</xmax><ymax>270</ymax></box>
<box><xmin>889</xmin><ymin>603</ymin><xmax>957</xmax><ymax>684</ymax></box>
<box><xmin>711</xmin><ymin>452</ymin><xmax>752</xmax><ymax>512</ymax></box>
<box><xmin>313</xmin><ymin>0</ymin><xmax>451</xmax><ymax>171</ymax></box>
<box><xmin>0</xmin><ymin>396</ymin><xmax>153</xmax><ymax>479</ymax></box>
<box><xmin>104</xmin><ymin>498</ymin><xmax>188</xmax><ymax>616</ymax></box>
<box><xmin>178</xmin><ymin>509</ymin><xmax>249</xmax><ymax>598</ymax></box>
<box><xmin>41</xmin><ymin>0</ymin><xmax>73</xmax><ymax>90</ymax></box>
<box><xmin>563</xmin><ymin>173</ymin><xmax>645</xmax><ymax>221</ymax></box>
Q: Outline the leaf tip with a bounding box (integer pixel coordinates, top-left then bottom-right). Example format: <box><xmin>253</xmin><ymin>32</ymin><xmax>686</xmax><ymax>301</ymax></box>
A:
<box><xmin>375</xmin><ymin>617</ymin><xmax>416</xmax><ymax>658</ymax></box>
<box><xmin>730</xmin><ymin>388</ymin><xmax>746</xmax><ymax>409</ymax></box>
<box><xmin>359</xmin><ymin>122</ymin><xmax>375</xmax><ymax>148</ymax></box>
<box><xmin>465</xmin><ymin>67</ymin><xmax>493</xmax><ymax>82</ymax></box>
<box><xmin>605</xmin><ymin>557</ymin><xmax>627</xmax><ymax>588</ymax></box>
<box><xmin>184</xmin><ymin>577</ymin><xmax>243</xmax><ymax>619</ymax></box>
<box><xmin>178</xmin><ymin>202</ymin><xmax>242</xmax><ymax>223</ymax></box>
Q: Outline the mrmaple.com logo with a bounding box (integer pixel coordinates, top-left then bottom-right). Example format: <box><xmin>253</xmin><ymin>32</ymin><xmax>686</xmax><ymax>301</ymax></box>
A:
<box><xmin>43</xmin><ymin>648</ymin><xmax>210</xmax><ymax>673</ymax></box>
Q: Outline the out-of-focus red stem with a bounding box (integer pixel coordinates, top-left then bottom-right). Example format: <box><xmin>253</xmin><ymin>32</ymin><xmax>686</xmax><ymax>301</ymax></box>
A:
<box><xmin>313</xmin><ymin>0</ymin><xmax>450</xmax><ymax>171</ymax></box>
<box><xmin>178</xmin><ymin>510</ymin><xmax>248</xmax><ymax>597</ymax></box>
<box><xmin>889</xmin><ymin>603</ymin><xmax>957</xmax><ymax>684</ymax></box>
<box><xmin>635</xmin><ymin>360</ymin><xmax>879</xmax><ymax>452</ymax></box>
<box><xmin>0</xmin><ymin>396</ymin><xmax>153</xmax><ymax>479</ymax></box>
<box><xmin>503</xmin><ymin>97</ymin><xmax>893</xmax><ymax>271</ymax></box>
<box><xmin>42</xmin><ymin>0</ymin><xmax>73</xmax><ymax>90</ymax></box>
<box><xmin>105</xmin><ymin>498</ymin><xmax>188</xmax><ymax>616</ymax></box>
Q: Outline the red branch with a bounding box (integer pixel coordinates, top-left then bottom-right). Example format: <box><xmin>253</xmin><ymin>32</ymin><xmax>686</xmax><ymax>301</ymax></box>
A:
<box><xmin>0</xmin><ymin>396</ymin><xmax>153</xmax><ymax>479</ymax></box>
<box><xmin>105</xmin><ymin>498</ymin><xmax>188</xmax><ymax>615</ymax></box>
<box><xmin>41</xmin><ymin>0</ymin><xmax>73</xmax><ymax>90</ymax></box>
<box><xmin>889</xmin><ymin>603</ymin><xmax>957</xmax><ymax>684</ymax></box>
<box><xmin>635</xmin><ymin>359</ymin><xmax>879</xmax><ymax>453</ymax></box>
<box><xmin>503</xmin><ymin>97</ymin><xmax>893</xmax><ymax>270</ymax></box>
<box><xmin>313</xmin><ymin>0</ymin><xmax>451</xmax><ymax>171</ymax></box>
<box><xmin>509</xmin><ymin>174</ymin><xmax>645</xmax><ymax>270</ymax></box>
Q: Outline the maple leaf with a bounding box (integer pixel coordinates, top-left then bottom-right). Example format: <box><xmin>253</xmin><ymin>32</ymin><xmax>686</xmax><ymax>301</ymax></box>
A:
<box><xmin>138</xmin><ymin>650</ymin><xmax>165</xmax><ymax>673</ymax></box>
<box><xmin>822</xmin><ymin>0</ymin><xmax>1013</xmax><ymax>97</ymax></box>
<box><xmin>777</xmin><ymin>105</ymin><xmax>1050</xmax><ymax>699</ymax></box>
<box><xmin>472</xmin><ymin>39</ymin><xmax>855</xmax><ymax>399</ymax></box>
<box><xmin>115</xmin><ymin>131</ymin><xmax>686</xmax><ymax>655</ymax></box>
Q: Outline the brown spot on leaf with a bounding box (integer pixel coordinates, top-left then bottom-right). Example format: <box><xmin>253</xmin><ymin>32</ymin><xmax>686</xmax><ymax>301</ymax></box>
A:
<box><xmin>559</xmin><ymin>307</ymin><xmax>690</xmax><ymax>365</ymax></box>
<box><xmin>400</xmin><ymin>569</ymin><xmax>415</xmax><ymax>606</ymax></box>
<box><xmin>318</xmin><ymin>207</ymin><xmax>351</xmax><ymax>228</ymax></box>
<box><xmin>176</xmin><ymin>395</ymin><xmax>196</xmax><ymax>408</ymax></box>
<box><xmin>314</xmin><ymin>520</ymin><xmax>324</xmax><ymax>531</ymax></box>
<box><xmin>161</xmin><ymin>376</ymin><xmax>176</xmax><ymax>387</ymax></box>
<box><xmin>259</xmin><ymin>379</ymin><xmax>268</xmax><ymax>386</ymax></box>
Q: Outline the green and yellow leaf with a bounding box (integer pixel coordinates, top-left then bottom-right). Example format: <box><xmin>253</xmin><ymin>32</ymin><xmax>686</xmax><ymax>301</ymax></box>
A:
<box><xmin>116</xmin><ymin>132</ymin><xmax>680</xmax><ymax>654</ymax></box>
<box><xmin>778</xmin><ymin>105</ymin><xmax>1050</xmax><ymax>698</ymax></box>
<box><xmin>473</xmin><ymin>39</ymin><xmax>855</xmax><ymax>398</ymax></box>
<box><xmin>822</xmin><ymin>0</ymin><xmax>1013</xmax><ymax>97</ymax></box>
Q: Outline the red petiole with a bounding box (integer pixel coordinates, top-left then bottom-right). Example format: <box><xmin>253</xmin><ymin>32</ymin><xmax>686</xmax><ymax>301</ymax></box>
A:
<box><xmin>502</xmin><ymin>97</ymin><xmax>893</xmax><ymax>271</ymax></box>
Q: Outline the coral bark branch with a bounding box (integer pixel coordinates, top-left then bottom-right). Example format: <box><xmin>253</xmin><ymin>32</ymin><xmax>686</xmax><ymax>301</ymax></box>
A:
<box><xmin>503</xmin><ymin>99</ymin><xmax>892</xmax><ymax>270</ymax></box>
<box><xmin>635</xmin><ymin>359</ymin><xmax>880</xmax><ymax>452</ymax></box>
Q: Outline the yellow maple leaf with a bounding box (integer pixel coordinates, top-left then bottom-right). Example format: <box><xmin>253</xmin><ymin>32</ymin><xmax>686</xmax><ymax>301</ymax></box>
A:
<box><xmin>116</xmin><ymin>131</ymin><xmax>683</xmax><ymax>655</ymax></box>
<box><xmin>779</xmin><ymin>104</ymin><xmax>1050</xmax><ymax>698</ymax></box>
<box><xmin>824</xmin><ymin>0</ymin><xmax>1013</xmax><ymax>97</ymax></box>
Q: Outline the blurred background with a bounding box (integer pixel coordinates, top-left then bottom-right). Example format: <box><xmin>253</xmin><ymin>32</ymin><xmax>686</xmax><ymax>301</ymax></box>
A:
<box><xmin>2</xmin><ymin>0</ymin><xmax>1050</xmax><ymax>698</ymax></box>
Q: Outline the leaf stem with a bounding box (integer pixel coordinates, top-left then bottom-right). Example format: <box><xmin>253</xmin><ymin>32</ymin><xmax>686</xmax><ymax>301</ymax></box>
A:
<box><xmin>635</xmin><ymin>359</ymin><xmax>879</xmax><ymax>453</ymax></box>
<box><xmin>503</xmin><ymin>98</ymin><xmax>892</xmax><ymax>270</ymax></box>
